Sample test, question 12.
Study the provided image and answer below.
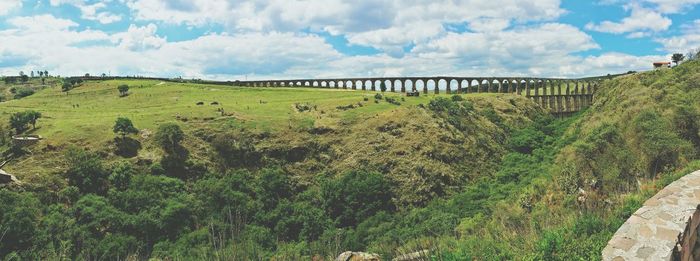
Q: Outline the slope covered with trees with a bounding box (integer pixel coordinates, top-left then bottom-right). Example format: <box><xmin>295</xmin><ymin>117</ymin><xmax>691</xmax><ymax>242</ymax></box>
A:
<box><xmin>1</xmin><ymin>60</ymin><xmax>699</xmax><ymax>260</ymax></box>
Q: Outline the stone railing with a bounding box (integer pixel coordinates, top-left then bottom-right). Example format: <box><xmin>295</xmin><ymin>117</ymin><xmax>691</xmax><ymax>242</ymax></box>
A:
<box><xmin>602</xmin><ymin>170</ymin><xmax>700</xmax><ymax>260</ymax></box>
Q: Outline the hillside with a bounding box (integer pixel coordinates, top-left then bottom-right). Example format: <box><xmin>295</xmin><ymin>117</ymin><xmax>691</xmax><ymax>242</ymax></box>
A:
<box><xmin>1</xmin><ymin>61</ymin><xmax>698</xmax><ymax>260</ymax></box>
<box><xmin>0</xmin><ymin>78</ymin><xmax>545</xmax><ymax>259</ymax></box>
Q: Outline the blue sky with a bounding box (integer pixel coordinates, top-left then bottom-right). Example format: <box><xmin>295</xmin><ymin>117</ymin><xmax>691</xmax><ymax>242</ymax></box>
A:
<box><xmin>0</xmin><ymin>0</ymin><xmax>698</xmax><ymax>80</ymax></box>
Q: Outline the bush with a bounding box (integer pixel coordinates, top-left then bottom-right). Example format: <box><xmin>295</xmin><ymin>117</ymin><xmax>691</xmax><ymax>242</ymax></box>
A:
<box><xmin>451</xmin><ymin>95</ymin><xmax>464</xmax><ymax>101</ymax></box>
<box><xmin>672</xmin><ymin>105</ymin><xmax>700</xmax><ymax>150</ymax></box>
<box><xmin>374</xmin><ymin>93</ymin><xmax>383</xmax><ymax>100</ymax></box>
<box><xmin>0</xmin><ymin>190</ymin><xmax>40</xmax><ymax>255</ymax></box>
<box><xmin>118</xmin><ymin>84</ymin><xmax>129</xmax><ymax>97</ymax></box>
<box><xmin>62</xmin><ymin>82</ymin><xmax>73</xmax><ymax>92</ymax></box>
<box><xmin>155</xmin><ymin>123</ymin><xmax>185</xmax><ymax>154</ymax></box>
<box><xmin>13</xmin><ymin>88</ymin><xmax>34</xmax><ymax>99</ymax></box>
<box><xmin>211</xmin><ymin>133</ymin><xmax>261</xmax><ymax>168</ymax></box>
<box><xmin>64</xmin><ymin>147</ymin><xmax>109</xmax><ymax>195</ymax></box>
<box><xmin>113</xmin><ymin>117</ymin><xmax>138</xmax><ymax>137</ymax></box>
<box><xmin>385</xmin><ymin>97</ymin><xmax>401</xmax><ymax>106</ymax></box>
<box><xmin>110</xmin><ymin>161</ymin><xmax>136</xmax><ymax>190</ymax></box>
<box><xmin>321</xmin><ymin>171</ymin><xmax>394</xmax><ymax>227</ymax></box>
<box><xmin>632</xmin><ymin>110</ymin><xmax>689</xmax><ymax>176</ymax></box>
<box><xmin>9</xmin><ymin>110</ymin><xmax>41</xmax><ymax>134</ymax></box>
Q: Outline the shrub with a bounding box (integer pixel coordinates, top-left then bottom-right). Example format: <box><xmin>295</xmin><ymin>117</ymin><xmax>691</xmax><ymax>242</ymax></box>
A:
<box><xmin>374</xmin><ymin>93</ymin><xmax>383</xmax><ymax>100</ymax></box>
<box><xmin>385</xmin><ymin>96</ymin><xmax>401</xmax><ymax>105</ymax></box>
<box><xmin>451</xmin><ymin>95</ymin><xmax>464</xmax><ymax>101</ymax></box>
<box><xmin>118</xmin><ymin>84</ymin><xmax>130</xmax><ymax>97</ymax></box>
<box><xmin>672</xmin><ymin>105</ymin><xmax>700</xmax><ymax>150</ymax></box>
<box><xmin>110</xmin><ymin>161</ymin><xmax>136</xmax><ymax>190</ymax></box>
<box><xmin>62</xmin><ymin>82</ymin><xmax>73</xmax><ymax>92</ymax></box>
<box><xmin>113</xmin><ymin>117</ymin><xmax>139</xmax><ymax>137</ymax></box>
<box><xmin>632</xmin><ymin>110</ymin><xmax>689</xmax><ymax>176</ymax></box>
<box><xmin>64</xmin><ymin>147</ymin><xmax>109</xmax><ymax>195</ymax></box>
<box><xmin>211</xmin><ymin>133</ymin><xmax>261</xmax><ymax>168</ymax></box>
<box><xmin>9</xmin><ymin>110</ymin><xmax>41</xmax><ymax>134</ymax></box>
<box><xmin>321</xmin><ymin>171</ymin><xmax>394</xmax><ymax>227</ymax></box>
<box><xmin>155</xmin><ymin>123</ymin><xmax>185</xmax><ymax>154</ymax></box>
<box><xmin>13</xmin><ymin>88</ymin><xmax>34</xmax><ymax>99</ymax></box>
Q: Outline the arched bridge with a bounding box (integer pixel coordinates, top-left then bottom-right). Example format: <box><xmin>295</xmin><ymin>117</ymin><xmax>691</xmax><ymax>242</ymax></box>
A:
<box><xmin>237</xmin><ymin>77</ymin><xmax>599</xmax><ymax>115</ymax></box>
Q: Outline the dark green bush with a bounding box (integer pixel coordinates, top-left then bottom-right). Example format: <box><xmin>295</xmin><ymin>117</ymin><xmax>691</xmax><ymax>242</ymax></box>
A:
<box><xmin>321</xmin><ymin>171</ymin><xmax>394</xmax><ymax>227</ymax></box>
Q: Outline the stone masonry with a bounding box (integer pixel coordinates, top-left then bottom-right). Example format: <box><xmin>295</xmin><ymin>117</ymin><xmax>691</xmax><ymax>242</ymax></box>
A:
<box><xmin>603</xmin><ymin>170</ymin><xmax>700</xmax><ymax>260</ymax></box>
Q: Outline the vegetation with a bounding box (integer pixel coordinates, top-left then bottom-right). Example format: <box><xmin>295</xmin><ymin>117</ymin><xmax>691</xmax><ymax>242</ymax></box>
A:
<box><xmin>113</xmin><ymin>117</ymin><xmax>138</xmax><ymax>138</ymax></box>
<box><xmin>1</xmin><ymin>60</ymin><xmax>700</xmax><ymax>259</ymax></box>
<box><xmin>118</xmin><ymin>84</ymin><xmax>129</xmax><ymax>97</ymax></box>
<box><xmin>9</xmin><ymin>110</ymin><xmax>41</xmax><ymax>134</ymax></box>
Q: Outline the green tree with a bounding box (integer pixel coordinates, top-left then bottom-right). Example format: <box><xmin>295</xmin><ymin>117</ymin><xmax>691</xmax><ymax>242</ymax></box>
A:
<box><xmin>633</xmin><ymin>110</ymin><xmax>688</xmax><ymax>176</ymax></box>
<box><xmin>13</xmin><ymin>88</ymin><xmax>35</xmax><ymax>99</ymax></box>
<box><xmin>64</xmin><ymin>147</ymin><xmax>109</xmax><ymax>195</ymax></box>
<box><xmin>113</xmin><ymin>117</ymin><xmax>138</xmax><ymax>138</ymax></box>
<box><xmin>321</xmin><ymin>171</ymin><xmax>394</xmax><ymax>227</ymax></box>
<box><xmin>9</xmin><ymin>110</ymin><xmax>40</xmax><ymax>134</ymax></box>
<box><xmin>117</xmin><ymin>84</ymin><xmax>129</xmax><ymax>96</ymax></box>
<box><xmin>62</xmin><ymin>82</ymin><xmax>73</xmax><ymax>92</ymax></box>
<box><xmin>155</xmin><ymin>123</ymin><xmax>185</xmax><ymax>154</ymax></box>
<box><xmin>25</xmin><ymin>110</ymin><xmax>41</xmax><ymax>129</ymax></box>
<box><xmin>110</xmin><ymin>161</ymin><xmax>136</xmax><ymax>190</ymax></box>
<box><xmin>672</xmin><ymin>105</ymin><xmax>700</xmax><ymax>150</ymax></box>
<box><xmin>0</xmin><ymin>190</ymin><xmax>40</xmax><ymax>256</ymax></box>
<box><xmin>380</xmin><ymin>81</ymin><xmax>387</xmax><ymax>92</ymax></box>
<box><xmin>672</xmin><ymin>53</ymin><xmax>685</xmax><ymax>66</ymax></box>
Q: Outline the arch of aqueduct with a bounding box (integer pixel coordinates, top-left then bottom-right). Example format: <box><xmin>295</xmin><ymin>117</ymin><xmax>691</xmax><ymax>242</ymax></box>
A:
<box><xmin>237</xmin><ymin>76</ymin><xmax>598</xmax><ymax>114</ymax></box>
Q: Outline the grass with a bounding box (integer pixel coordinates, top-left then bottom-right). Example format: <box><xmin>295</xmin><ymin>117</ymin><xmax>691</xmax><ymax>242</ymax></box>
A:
<box><xmin>0</xmin><ymin>80</ymin><xmax>452</xmax><ymax>144</ymax></box>
<box><xmin>0</xmin><ymin>79</ymin><xmax>509</xmax><ymax>179</ymax></box>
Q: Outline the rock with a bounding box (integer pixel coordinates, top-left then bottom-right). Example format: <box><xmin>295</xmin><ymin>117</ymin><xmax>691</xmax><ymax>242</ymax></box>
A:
<box><xmin>0</xmin><ymin>169</ymin><xmax>18</xmax><ymax>184</ymax></box>
<box><xmin>335</xmin><ymin>251</ymin><xmax>381</xmax><ymax>261</ymax></box>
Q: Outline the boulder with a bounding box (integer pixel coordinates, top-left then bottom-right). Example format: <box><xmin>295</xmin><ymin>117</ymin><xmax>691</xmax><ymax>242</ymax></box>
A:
<box><xmin>0</xmin><ymin>169</ymin><xmax>18</xmax><ymax>184</ymax></box>
<box><xmin>335</xmin><ymin>251</ymin><xmax>381</xmax><ymax>261</ymax></box>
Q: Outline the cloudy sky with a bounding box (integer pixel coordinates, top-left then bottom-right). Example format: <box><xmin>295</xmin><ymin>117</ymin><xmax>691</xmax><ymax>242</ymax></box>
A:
<box><xmin>0</xmin><ymin>0</ymin><xmax>698</xmax><ymax>80</ymax></box>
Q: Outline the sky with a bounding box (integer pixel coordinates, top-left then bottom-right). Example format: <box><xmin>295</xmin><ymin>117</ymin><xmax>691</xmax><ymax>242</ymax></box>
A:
<box><xmin>0</xmin><ymin>0</ymin><xmax>698</xmax><ymax>80</ymax></box>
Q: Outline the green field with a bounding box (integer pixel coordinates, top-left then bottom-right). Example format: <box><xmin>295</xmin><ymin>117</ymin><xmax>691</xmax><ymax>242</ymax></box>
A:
<box><xmin>4</xmin><ymin>61</ymin><xmax>697</xmax><ymax>260</ymax></box>
<box><xmin>0</xmin><ymin>80</ymin><xmax>461</xmax><ymax>144</ymax></box>
<box><xmin>0</xmin><ymin>79</ymin><xmax>516</xmax><ymax>180</ymax></box>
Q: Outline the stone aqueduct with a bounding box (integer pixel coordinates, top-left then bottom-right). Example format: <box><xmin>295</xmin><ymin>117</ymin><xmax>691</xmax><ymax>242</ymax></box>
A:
<box><xmin>237</xmin><ymin>77</ymin><xmax>598</xmax><ymax>114</ymax></box>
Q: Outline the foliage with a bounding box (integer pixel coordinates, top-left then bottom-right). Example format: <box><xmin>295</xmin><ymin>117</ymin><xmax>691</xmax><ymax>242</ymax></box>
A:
<box><xmin>154</xmin><ymin>123</ymin><xmax>184</xmax><ymax>154</ymax></box>
<box><xmin>113</xmin><ymin>117</ymin><xmax>138</xmax><ymax>137</ymax></box>
<box><xmin>211</xmin><ymin>132</ymin><xmax>261</xmax><ymax>168</ymax></box>
<box><xmin>631</xmin><ymin>110</ymin><xmax>688</xmax><ymax>176</ymax></box>
<box><xmin>64</xmin><ymin>147</ymin><xmax>109</xmax><ymax>195</ymax></box>
<box><xmin>9</xmin><ymin>110</ymin><xmax>41</xmax><ymax>134</ymax></box>
<box><xmin>62</xmin><ymin>82</ymin><xmax>73</xmax><ymax>92</ymax></box>
<box><xmin>321</xmin><ymin>171</ymin><xmax>394</xmax><ymax>227</ymax></box>
<box><xmin>118</xmin><ymin>84</ymin><xmax>129</xmax><ymax>96</ymax></box>
<box><xmin>13</xmin><ymin>88</ymin><xmax>35</xmax><ymax>99</ymax></box>
<box><xmin>672</xmin><ymin>53</ymin><xmax>685</xmax><ymax>65</ymax></box>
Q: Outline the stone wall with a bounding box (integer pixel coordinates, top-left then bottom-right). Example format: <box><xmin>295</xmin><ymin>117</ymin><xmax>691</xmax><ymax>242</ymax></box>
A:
<box><xmin>602</xmin><ymin>170</ymin><xmax>700</xmax><ymax>260</ymax></box>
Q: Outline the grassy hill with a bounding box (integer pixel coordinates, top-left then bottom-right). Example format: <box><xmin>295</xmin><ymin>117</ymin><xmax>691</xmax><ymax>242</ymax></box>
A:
<box><xmin>1</xmin><ymin>60</ymin><xmax>698</xmax><ymax>260</ymax></box>
<box><xmin>0</xmin><ymin>77</ymin><xmax>549</xmax><ymax>259</ymax></box>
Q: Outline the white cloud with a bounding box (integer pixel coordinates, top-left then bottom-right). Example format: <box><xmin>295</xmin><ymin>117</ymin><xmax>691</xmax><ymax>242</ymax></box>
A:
<box><xmin>123</xmin><ymin>0</ymin><xmax>566</xmax><ymax>54</ymax></box>
<box><xmin>598</xmin><ymin>0</ymin><xmax>700</xmax><ymax>13</ymax></box>
<box><xmin>49</xmin><ymin>0</ymin><xmax>122</xmax><ymax>24</ymax></box>
<box><xmin>0</xmin><ymin>15</ymin><xmax>341</xmax><ymax>79</ymax></box>
<box><xmin>585</xmin><ymin>3</ymin><xmax>671</xmax><ymax>35</ymax></box>
<box><xmin>655</xmin><ymin>20</ymin><xmax>700</xmax><ymax>53</ymax></box>
<box><xmin>77</xmin><ymin>2</ymin><xmax>123</xmax><ymax>24</ymax></box>
<box><xmin>644</xmin><ymin>0</ymin><xmax>700</xmax><ymax>13</ymax></box>
<box><xmin>0</xmin><ymin>0</ymin><xmax>22</xmax><ymax>16</ymax></box>
<box><xmin>113</xmin><ymin>24</ymin><xmax>166</xmax><ymax>51</ymax></box>
<box><xmin>0</xmin><ymin>3</ymin><xmax>674</xmax><ymax>81</ymax></box>
<box><xmin>8</xmin><ymin>14</ymin><xmax>79</xmax><ymax>31</ymax></box>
